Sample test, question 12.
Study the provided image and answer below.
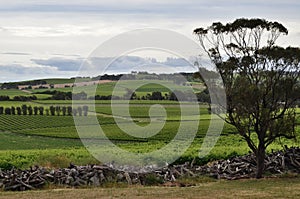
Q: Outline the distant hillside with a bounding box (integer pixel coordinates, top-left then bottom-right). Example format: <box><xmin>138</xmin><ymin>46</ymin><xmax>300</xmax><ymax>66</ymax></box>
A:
<box><xmin>0</xmin><ymin>77</ymin><xmax>91</xmax><ymax>89</ymax></box>
<box><xmin>0</xmin><ymin>71</ymin><xmax>209</xmax><ymax>90</ymax></box>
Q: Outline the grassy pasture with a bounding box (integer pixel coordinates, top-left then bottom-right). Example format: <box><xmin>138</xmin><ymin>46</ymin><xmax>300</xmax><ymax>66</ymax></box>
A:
<box><xmin>0</xmin><ymin>89</ymin><xmax>31</xmax><ymax>97</ymax></box>
<box><xmin>0</xmin><ymin>131</ymin><xmax>83</xmax><ymax>150</ymax></box>
<box><xmin>42</xmin><ymin>78</ymin><xmax>91</xmax><ymax>84</ymax></box>
<box><xmin>0</xmin><ymin>101</ymin><xmax>37</xmax><ymax>107</ymax></box>
<box><xmin>0</xmin><ymin>89</ymin><xmax>51</xmax><ymax>100</ymax></box>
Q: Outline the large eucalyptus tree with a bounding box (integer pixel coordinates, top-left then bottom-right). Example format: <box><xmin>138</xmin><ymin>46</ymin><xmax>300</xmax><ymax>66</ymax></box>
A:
<box><xmin>194</xmin><ymin>18</ymin><xmax>300</xmax><ymax>178</ymax></box>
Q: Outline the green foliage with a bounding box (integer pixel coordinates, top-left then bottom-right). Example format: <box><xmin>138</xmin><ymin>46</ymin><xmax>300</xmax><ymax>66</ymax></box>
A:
<box><xmin>194</xmin><ymin>18</ymin><xmax>300</xmax><ymax>178</ymax></box>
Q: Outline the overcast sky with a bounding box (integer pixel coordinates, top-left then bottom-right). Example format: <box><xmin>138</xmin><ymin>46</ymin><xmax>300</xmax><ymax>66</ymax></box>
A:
<box><xmin>0</xmin><ymin>0</ymin><xmax>300</xmax><ymax>82</ymax></box>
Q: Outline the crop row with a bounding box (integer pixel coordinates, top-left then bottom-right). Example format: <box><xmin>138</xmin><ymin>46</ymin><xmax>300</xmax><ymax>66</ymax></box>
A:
<box><xmin>1</xmin><ymin>133</ymin><xmax>297</xmax><ymax>170</ymax></box>
<box><xmin>0</xmin><ymin>115</ymin><xmax>119</xmax><ymax>132</ymax></box>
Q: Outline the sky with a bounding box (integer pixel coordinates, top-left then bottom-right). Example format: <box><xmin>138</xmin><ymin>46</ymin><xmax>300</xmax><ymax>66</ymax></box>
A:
<box><xmin>0</xmin><ymin>0</ymin><xmax>300</xmax><ymax>82</ymax></box>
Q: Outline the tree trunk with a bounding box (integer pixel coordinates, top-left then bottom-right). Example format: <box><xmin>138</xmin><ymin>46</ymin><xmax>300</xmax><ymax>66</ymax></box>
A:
<box><xmin>256</xmin><ymin>144</ymin><xmax>266</xmax><ymax>179</ymax></box>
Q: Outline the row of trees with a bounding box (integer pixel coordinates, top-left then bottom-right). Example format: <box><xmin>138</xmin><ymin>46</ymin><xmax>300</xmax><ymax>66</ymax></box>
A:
<box><xmin>36</xmin><ymin>89</ymin><xmax>210</xmax><ymax>103</ymax></box>
<box><xmin>0</xmin><ymin>105</ymin><xmax>89</xmax><ymax>116</ymax></box>
<box><xmin>0</xmin><ymin>95</ymin><xmax>37</xmax><ymax>101</ymax></box>
<box><xmin>0</xmin><ymin>89</ymin><xmax>210</xmax><ymax>103</ymax></box>
<box><xmin>127</xmin><ymin>90</ymin><xmax>210</xmax><ymax>103</ymax></box>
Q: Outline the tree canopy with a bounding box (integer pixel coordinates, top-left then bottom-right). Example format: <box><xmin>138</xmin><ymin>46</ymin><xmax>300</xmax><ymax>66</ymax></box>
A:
<box><xmin>194</xmin><ymin>18</ymin><xmax>300</xmax><ymax>178</ymax></box>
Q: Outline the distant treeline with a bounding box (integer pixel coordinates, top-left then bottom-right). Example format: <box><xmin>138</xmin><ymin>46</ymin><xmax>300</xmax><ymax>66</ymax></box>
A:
<box><xmin>0</xmin><ymin>105</ymin><xmax>89</xmax><ymax>116</ymax></box>
<box><xmin>0</xmin><ymin>88</ymin><xmax>210</xmax><ymax>103</ymax></box>
<box><xmin>91</xmin><ymin>72</ymin><xmax>202</xmax><ymax>83</ymax></box>
<box><xmin>36</xmin><ymin>89</ymin><xmax>211</xmax><ymax>103</ymax></box>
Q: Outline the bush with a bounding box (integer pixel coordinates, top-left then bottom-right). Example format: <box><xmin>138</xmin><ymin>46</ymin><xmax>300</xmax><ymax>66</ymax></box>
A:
<box><xmin>39</xmin><ymin>107</ymin><xmax>44</xmax><ymax>115</ymax></box>
<box><xmin>21</xmin><ymin>104</ymin><xmax>27</xmax><ymax>115</ymax></box>
<box><xmin>0</xmin><ymin>95</ymin><xmax>9</xmax><ymax>101</ymax></box>
<box><xmin>11</xmin><ymin>106</ymin><xmax>16</xmax><ymax>115</ymax></box>
<box><xmin>4</xmin><ymin>107</ymin><xmax>11</xmax><ymax>115</ymax></box>
<box><xmin>0</xmin><ymin>160</ymin><xmax>14</xmax><ymax>170</ymax></box>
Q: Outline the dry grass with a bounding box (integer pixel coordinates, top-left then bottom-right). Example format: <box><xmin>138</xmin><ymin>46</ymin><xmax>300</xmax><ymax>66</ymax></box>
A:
<box><xmin>1</xmin><ymin>177</ymin><xmax>300</xmax><ymax>199</ymax></box>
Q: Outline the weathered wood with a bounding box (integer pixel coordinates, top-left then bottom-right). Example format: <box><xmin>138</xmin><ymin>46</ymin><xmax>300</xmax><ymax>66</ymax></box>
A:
<box><xmin>1</xmin><ymin>147</ymin><xmax>300</xmax><ymax>191</ymax></box>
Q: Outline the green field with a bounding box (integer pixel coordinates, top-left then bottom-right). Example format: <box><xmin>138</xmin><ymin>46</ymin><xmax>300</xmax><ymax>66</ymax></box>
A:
<box><xmin>0</xmin><ymin>100</ymin><xmax>299</xmax><ymax>169</ymax></box>
<box><xmin>0</xmin><ymin>80</ymin><xmax>299</xmax><ymax>170</ymax></box>
<box><xmin>0</xmin><ymin>89</ymin><xmax>31</xmax><ymax>97</ymax></box>
<box><xmin>0</xmin><ymin>89</ymin><xmax>51</xmax><ymax>100</ymax></box>
<box><xmin>42</xmin><ymin>78</ymin><xmax>91</xmax><ymax>84</ymax></box>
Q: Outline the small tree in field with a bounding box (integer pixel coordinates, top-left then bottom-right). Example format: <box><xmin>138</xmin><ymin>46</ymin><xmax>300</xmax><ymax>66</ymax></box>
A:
<box><xmin>55</xmin><ymin>106</ymin><xmax>61</xmax><ymax>116</ymax></box>
<box><xmin>4</xmin><ymin>107</ymin><xmax>11</xmax><ymax>115</ymax></box>
<box><xmin>62</xmin><ymin>106</ymin><xmax>67</xmax><ymax>116</ymax></box>
<box><xmin>50</xmin><ymin>106</ymin><xmax>55</xmax><ymax>116</ymax></box>
<box><xmin>11</xmin><ymin>106</ymin><xmax>15</xmax><ymax>115</ymax></box>
<box><xmin>83</xmin><ymin>106</ymin><xmax>88</xmax><ymax>116</ymax></box>
<box><xmin>28</xmin><ymin>106</ymin><xmax>33</xmax><ymax>115</ymax></box>
<box><xmin>77</xmin><ymin>106</ymin><xmax>82</xmax><ymax>116</ymax></box>
<box><xmin>73</xmin><ymin>109</ymin><xmax>78</xmax><ymax>116</ymax></box>
<box><xmin>67</xmin><ymin>106</ymin><xmax>72</xmax><ymax>116</ymax></box>
<box><xmin>39</xmin><ymin>107</ymin><xmax>44</xmax><ymax>115</ymax></box>
<box><xmin>33</xmin><ymin>106</ymin><xmax>38</xmax><ymax>115</ymax></box>
<box><xmin>194</xmin><ymin>18</ymin><xmax>300</xmax><ymax>178</ymax></box>
<box><xmin>16</xmin><ymin>107</ymin><xmax>22</xmax><ymax>115</ymax></box>
<box><xmin>21</xmin><ymin>105</ymin><xmax>27</xmax><ymax>115</ymax></box>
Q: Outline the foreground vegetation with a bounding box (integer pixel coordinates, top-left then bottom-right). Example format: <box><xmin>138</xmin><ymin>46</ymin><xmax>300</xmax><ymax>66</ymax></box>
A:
<box><xmin>1</xmin><ymin>176</ymin><xmax>300</xmax><ymax>198</ymax></box>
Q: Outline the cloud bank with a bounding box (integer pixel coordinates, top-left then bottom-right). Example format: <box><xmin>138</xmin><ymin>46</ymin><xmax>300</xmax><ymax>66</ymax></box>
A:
<box><xmin>0</xmin><ymin>0</ymin><xmax>299</xmax><ymax>82</ymax></box>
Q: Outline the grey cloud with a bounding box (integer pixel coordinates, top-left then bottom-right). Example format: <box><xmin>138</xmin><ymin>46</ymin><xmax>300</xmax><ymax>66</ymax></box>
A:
<box><xmin>87</xmin><ymin>56</ymin><xmax>196</xmax><ymax>74</ymax></box>
<box><xmin>52</xmin><ymin>53</ymin><xmax>81</xmax><ymax>57</ymax></box>
<box><xmin>2</xmin><ymin>52</ymin><xmax>31</xmax><ymax>55</ymax></box>
<box><xmin>32</xmin><ymin>57</ymin><xmax>83</xmax><ymax>71</ymax></box>
<box><xmin>0</xmin><ymin>64</ymin><xmax>54</xmax><ymax>75</ymax></box>
<box><xmin>0</xmin><ymin>64</ymin><xmax>77</xmax><ymax>83</ymax></box>
<box><xmin>88</xmin><ymin>56</ymin><xmax>150</xmax><ymax>73</ymax></box>
<box><xmin>0</xmin><ymin>1</ymin><xmax>298</xmax><ymax>19</ymax></box>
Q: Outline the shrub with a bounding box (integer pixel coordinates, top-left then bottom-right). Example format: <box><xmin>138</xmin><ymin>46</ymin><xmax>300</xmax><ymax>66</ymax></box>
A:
<box><xmin>4</xmin><ymin>107</ymin><xmax>11</xmax><ymax>115</ymax></box>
